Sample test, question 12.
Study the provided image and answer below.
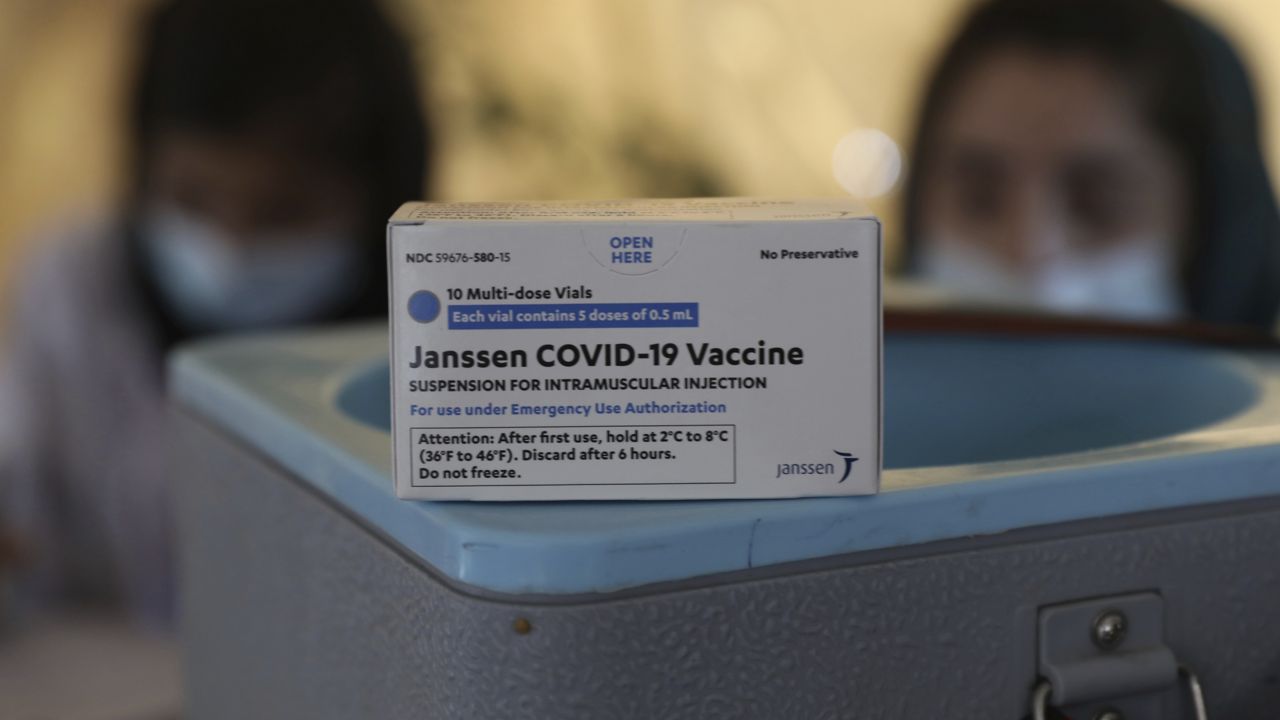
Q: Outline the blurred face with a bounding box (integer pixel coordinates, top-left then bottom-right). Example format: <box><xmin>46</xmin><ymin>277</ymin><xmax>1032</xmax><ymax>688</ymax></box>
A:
<box><xmin>916</xmin><ymin>48</ymin><xmax>1192</xmax><ymax>320</ymax></box>
<box><xmin>146</xmin><ymin>128</ymin><xmax>364</xmax><ymax>243</ymax></box>
<box><xmin>139</xmin><ymin>128</ymin><xmax>369</xmax><ymax>332</ymax></box>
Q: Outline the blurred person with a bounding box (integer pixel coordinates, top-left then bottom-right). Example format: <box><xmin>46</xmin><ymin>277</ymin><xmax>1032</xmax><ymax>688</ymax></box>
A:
<box><xmin>0</xmin><ymin>0</ymin><xmax>429</xmax><ymax>627</ymax></box>
<box><xmin>901</xmin><ymin>0</ymin><xmax>1280</xmax><ymax>330</ymax></box>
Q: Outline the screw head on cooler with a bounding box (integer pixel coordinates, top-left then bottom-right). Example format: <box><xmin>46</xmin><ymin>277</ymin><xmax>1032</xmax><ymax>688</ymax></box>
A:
<box><xmin>1092</xmin><ymin>610</ymin><xmax>1128</xmax><ymax>651</ymax></box>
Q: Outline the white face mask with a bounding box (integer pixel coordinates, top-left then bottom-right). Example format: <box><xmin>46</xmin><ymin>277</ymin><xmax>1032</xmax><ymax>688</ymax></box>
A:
<box><xmin>141</xmin><ymin>207</ymin><xmax>363</xmax><ymax>332</ymax></box>
<box><xmin>918</xmin><ymin>238</ymin><xmax>1184</xmax><ymax>322</ymax></box>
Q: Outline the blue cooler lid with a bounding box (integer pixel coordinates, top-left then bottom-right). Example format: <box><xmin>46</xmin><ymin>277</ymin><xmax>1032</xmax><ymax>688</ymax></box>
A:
<box><xmin>170</xmin><ymin>323</ymin><xmax>1280</xmax><ymax>596</ymax></box>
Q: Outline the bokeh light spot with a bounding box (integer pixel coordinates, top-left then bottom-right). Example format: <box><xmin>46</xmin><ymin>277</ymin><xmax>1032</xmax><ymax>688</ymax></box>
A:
<box><xmin>832</xmin><ymin>128</ymin><xmax>902</xmax><ymax>199</ymax></box>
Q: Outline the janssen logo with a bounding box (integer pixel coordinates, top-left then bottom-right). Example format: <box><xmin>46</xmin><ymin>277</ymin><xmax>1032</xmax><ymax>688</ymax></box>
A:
<box><xmin>775</xmin><ymin>451</ymin><xmax>858</xmax><ymax>482</ymax></box>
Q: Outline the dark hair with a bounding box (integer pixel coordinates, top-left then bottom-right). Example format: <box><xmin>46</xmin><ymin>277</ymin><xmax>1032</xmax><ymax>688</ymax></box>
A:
<box><xmin>902</xmin><ymin>0</ymin><xmax>1280</xmax><ymax>330</ymax></box>
<box><xmin>127</xmin><ymin>0</ymin><xmax>429</xmax><ymax>328</ymax></box>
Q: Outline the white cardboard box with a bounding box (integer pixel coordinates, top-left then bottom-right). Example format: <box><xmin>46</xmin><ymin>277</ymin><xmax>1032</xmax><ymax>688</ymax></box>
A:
<box><xmin>388</xmin><ymin>199</ymin><xmax>881</xmax><ymax>501</ymax></box>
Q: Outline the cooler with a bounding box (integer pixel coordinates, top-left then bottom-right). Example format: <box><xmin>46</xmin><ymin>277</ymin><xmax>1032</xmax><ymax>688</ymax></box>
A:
<box><xmin>170</xmin><ymin>322</ymin><xmax>1280</xmax><ymax>719</ymax></box>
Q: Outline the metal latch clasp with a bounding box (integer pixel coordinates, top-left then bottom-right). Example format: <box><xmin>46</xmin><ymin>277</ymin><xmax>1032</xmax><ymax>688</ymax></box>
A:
<box><xmin>1031</xmin><ymin>592</ymin><xmax>1208</xmax><ymax>720</ymax></box>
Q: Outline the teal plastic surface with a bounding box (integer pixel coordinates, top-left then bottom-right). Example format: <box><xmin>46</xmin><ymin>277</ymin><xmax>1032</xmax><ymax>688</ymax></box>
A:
<box><xmin>171</xmin><ymin>323</ymin><xmax>1280</xmax><ymax>595</ymax></box>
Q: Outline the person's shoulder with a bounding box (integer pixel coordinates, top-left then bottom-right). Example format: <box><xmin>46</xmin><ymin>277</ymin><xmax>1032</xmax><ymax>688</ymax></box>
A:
<box><xmin>23</xmin><ymin>212</ymin><xmax>128</xmax><ymax>282</ymax></box>
<box><xmin>7</xmin><ymin>213</ymin><xmax>133</xmax><ymax>339</ymax></box>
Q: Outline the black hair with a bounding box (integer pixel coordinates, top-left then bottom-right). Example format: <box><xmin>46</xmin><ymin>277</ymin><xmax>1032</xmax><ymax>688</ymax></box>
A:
<box><xmin>902</xmin><ymin>0</ymin><xmax>1280</xmax><ymax>331</ymax></box>
<box><xmin>125</xmin><ymin>0</ymin><xmax>429</xmax><ymax>340</ymax></box>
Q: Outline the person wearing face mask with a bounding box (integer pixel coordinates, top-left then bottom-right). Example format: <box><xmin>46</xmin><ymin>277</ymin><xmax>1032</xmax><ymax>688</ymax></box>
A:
<box><xmin>0</xmin><ymin>0</ymin><xmax>429</xmax><ymax>627</ymax></box>
<box><xmin>902</xmin><ymin>0</ymin><xmax>1280</xmax><ymax>331</ymax></box>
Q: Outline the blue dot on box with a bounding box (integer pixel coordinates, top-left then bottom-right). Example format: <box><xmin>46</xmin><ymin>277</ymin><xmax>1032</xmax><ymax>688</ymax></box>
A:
<box><xmin>408</xmin><ymin>290</ymin><xmax>441</xmax><ymax>323</ymax></box>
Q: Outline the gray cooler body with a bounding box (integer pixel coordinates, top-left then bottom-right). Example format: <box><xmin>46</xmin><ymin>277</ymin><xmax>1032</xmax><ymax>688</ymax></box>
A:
<box><xmin>171</xmin><ymin>324</ymin><xmax>1280</xmax><ymax>719</ymax></box>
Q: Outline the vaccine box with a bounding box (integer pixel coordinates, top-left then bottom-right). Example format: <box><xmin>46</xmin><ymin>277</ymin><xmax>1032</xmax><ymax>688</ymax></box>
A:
<box><xmin>388</xmin><ymin>199</ymin><xmax>882</xmax><ymax>501</ymax></box>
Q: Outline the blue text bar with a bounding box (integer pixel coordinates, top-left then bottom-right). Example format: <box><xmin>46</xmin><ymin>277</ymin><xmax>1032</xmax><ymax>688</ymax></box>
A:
<box><xmin>447</xmin><ymin>302</ymin><xmax>699</xmax><ymax>329</ymax></box>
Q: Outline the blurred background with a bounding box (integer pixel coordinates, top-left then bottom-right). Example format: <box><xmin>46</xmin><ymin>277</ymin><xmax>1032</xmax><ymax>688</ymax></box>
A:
<box><xmin>1</xmin><ymin>0</ymin><xmax>1277</xmax><ymax>297</ymax></box>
